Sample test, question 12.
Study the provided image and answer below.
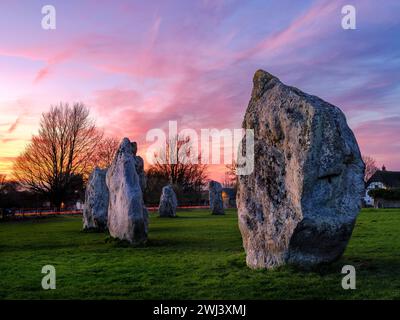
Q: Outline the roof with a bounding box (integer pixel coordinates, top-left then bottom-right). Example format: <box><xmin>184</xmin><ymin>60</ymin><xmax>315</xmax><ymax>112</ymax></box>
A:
<box><xmin>367</xmin><ymin>170</ymin><xmax>400</xmax><ymax>189</ymax></box>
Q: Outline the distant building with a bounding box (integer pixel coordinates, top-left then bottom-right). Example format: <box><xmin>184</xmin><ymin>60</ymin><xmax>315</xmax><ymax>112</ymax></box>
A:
<box><xmin>364</xmin><ymin>165</ymin><xmax>400</xmax><ymax>207</ymax></box>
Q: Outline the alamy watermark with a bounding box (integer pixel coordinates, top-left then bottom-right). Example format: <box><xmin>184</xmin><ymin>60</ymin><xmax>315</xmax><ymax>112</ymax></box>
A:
<box><xmin>41</xmin><ymin>265</ymin><xmax>56</xmax><ymax>290</ymax></box>
<box><xmin>145</xmin><ymin>121</ymin><xmax>254</xmax><ymax>175</ymax></box>
<box><xmin>341</xmin><ymin>265</ymin><xmax>356</xmax><ymax>290</ymax></box>
<box><xmin>40</xmin><ymin>4</ymin><xmax>357</xmax><ymax>31</ymax></box>
<box><xmin>41</xmin><ymin>5</ymin><xmax>56</xmax><ymax>30</ymax></box>
<box><xmin>341</xmin><ymin>5</ymin><xmax>356</xmax><ymax>30</ymax></box>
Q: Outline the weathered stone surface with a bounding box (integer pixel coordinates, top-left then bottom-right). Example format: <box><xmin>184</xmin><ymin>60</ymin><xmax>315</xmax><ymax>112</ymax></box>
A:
<box><xmin>209</xmin><ymin>180</ymin><xmax>225</xmax><ymax>215</ymax></box>
<box><xmin>132</xmin><ymin>141</ymin><xmax>146</xmax><ymax>192</ymax></box>
<box><xmin>106</xmin><ymin>138</ymin><xmax>148</xmax><ymax>244</ymax></box>
<box><xmin>237</xmin><ymin>70</ymin><xmax>365</xmax><ymax>269</ymax></box>
<box><xmin>83</xmin><ymin>167</ymin><xmax>109</xmax><ymax>231</ymax></box>
<box><xmin>159</xmin><ymin>185</ymin><xmax>178</xmax><ymax>217</ymax></box>
<box><xmin>131</xmin><ymin>141</ymin><xmax>149</xmax><ymax>226</ymax></box>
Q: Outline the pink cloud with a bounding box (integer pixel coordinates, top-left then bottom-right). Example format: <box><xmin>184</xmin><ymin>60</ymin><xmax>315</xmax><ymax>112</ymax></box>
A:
<box><xmin>34</xmin><ymin>67</ymin><xmax>50</xmax><ymax>83</ymax></box>
<box><xmin>233</xmin><ymin>0</ymin><xmax>338</xmax><ymax>64</ymax></box>
<box><xmin>354</xmin><ymin>116</ymin><xmax>400</xmax><ymax>170</ymax></box>
<box><xmin>7</xmin><ymin>116</ymin><xmax>21</xmax><ymax>133</ymax></box>
<box><xmin>1</xmin><ymin>0</ymin><xmax>399</xmax><ymax>181</ymax></box>
<box><xmin>1</xmin><ymin>39</ymin><xmax>87</xmax><ymax>84</ymax></box>
<box><xmin>93</xmin><ymin>88</ymin><xmax>142</xmax><ymax>115</ymax></box>
<box><xmin>1</xmin><ymin>138</ymin><xmax>19</xmax><ymax>144</ymax></box>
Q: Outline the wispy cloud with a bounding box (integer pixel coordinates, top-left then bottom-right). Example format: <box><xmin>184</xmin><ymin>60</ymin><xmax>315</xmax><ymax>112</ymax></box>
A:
<box><xmin>0</xmin><ymin>0</ymin><xmax>399</xmax><ymax>176</ymax></box>
<box><xmin>354</xmin><ymin>116</ymin><xmax>400</xmax><ymax>169</ymax></box>
<box><xmin>7</xmin><ymin>116</ymin><xmax>21</xmax><ymax>133</ymax></box>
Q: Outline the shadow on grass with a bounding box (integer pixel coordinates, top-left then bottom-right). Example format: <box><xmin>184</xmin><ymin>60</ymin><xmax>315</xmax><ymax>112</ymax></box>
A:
<box><xmin>82</xmin><ymin>228</ymin><xmax>108</xmax><ymax>234</ymax></box>
<box><xmin>152</xmin><ymin>215</ymin><xmax>211</xmax><ymax>220</ymax></box>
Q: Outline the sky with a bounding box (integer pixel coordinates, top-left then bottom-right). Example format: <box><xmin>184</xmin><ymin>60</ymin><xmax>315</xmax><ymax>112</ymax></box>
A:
<box><xmin>0</xmin><ymin>0</ymin><xmax>399</xmax><ymax>180</ymax></box>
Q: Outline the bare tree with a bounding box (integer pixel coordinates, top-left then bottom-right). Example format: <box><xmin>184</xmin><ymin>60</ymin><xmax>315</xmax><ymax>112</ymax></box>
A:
<box><xmin>89</xmin><ymin>136</ymin><xmax>119</xmax><ymax>170</ymax></box>
<box><xmin>148</xmin><ymin>135</ymin><xmax>208</xmax><ymax>203</ymax></box>
<box><xmin>144</xmin><ymin>169</ymin><xmax>170</xmax><ymax>206</ymax></box>
<box><xmin>0</xmin><ymin>174</ymin><xmax>6</xmax><ymax>218</ymax></box>
<box><xmin>0</xmin><ymin>174</ymin><xmax>6</xmax><ymax>190</ymax></box>
<box><xmin>224</xmin><ymin>160</ymin><xmax>237</xmax><ymax>188</ymax></box>
<box><xmin>0</xmin><ymin>175</ymin><xmax>6</xmax><ymax>208</ymax></box>
<box><xmin>363</xmin><ymin>155</ymin><xmax>378</xmax><ymax>182</ymax></box>
<box><xmin>13</xmin><ymin>103</ymin><xmax>103</xmax><ymax>209</ymax></box>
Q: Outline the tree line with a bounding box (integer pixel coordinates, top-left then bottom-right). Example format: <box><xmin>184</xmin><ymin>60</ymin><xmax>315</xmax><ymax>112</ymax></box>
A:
<box><xmin>1</xmin><ymin>103</ymin><xmax>210</xmax><ymax>210</ymax></box>
<box><xmin>1</xmin><ymin>102</ymin><xmax>379</xmax><ymax>211</ymax></box>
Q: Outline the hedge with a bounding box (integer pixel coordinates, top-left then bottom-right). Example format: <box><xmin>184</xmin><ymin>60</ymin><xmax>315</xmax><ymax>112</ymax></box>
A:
<box><xmin>368</xmin><ymin>188</ymin><xmax>400</xmax><ymax>200</ymax></box>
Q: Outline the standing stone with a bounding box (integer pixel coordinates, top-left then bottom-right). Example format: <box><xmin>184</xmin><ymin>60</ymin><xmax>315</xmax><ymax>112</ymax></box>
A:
<box><xmin>209</xmin><ymin>180</ymin><xmax>225</xmax><ymax>215</ymax></box>
<box><xmin>159</xmin><ymin>185</ymin><xmax>178</xmax><ymax>217</ymax></box>
<box><xmin>132</xmin><ymin>141</ymin><xmax>149</xmax><ymax>224</ymax></box>
<box><xmin>83</xmin><ymin>167</ymin><xmax>109</xmax><ymax>231</ymax></box>
<box><xmin>237</xmin><ymin>70</ymin><xmax>365</xmax><ymax>269</ymax></box>
<box><xmin>106</xmin><ymin>138</ymin><xmax>148</xmax><ymax>244</ymax></box>
<box><xmin>132</xmin><ymin>141</ymin><xmax>146</xmax><ymax>192</ymax></box>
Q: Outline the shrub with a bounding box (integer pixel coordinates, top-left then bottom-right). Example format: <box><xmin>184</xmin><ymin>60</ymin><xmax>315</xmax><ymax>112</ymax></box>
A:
<box><xmin>368</xmin><ymin>188</ymin><xmax>400</xmax><ymax>200</ymax></box>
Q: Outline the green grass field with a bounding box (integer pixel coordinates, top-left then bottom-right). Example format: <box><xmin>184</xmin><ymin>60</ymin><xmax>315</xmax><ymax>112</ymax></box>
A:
<box><xmin>0</xmin><ymin>208</ymin><xmax>399</xmax><ymax>299</ymax></box>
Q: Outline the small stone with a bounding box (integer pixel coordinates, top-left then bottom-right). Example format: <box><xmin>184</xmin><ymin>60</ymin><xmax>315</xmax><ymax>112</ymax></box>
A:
<box><xmin>159</xmin><ymin>185</ymin><xmax>178</xmax><ymax>217</ymax></box>
<box><xmin>83</xmin><ymin>167</ymin><xmax>109</xmax><ymax>231</ymax></box>
<box><xmin>209</xmin><ymin>180</ymin><xmax>225</xmax><ymax>215</ymax></box>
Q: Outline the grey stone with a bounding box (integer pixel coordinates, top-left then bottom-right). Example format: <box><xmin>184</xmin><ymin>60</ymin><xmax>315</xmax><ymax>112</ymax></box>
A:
<box><xmin>83</xmin><ymin>167</ymin><xmax>109</xmax><ymax>231</ymax></box>
<box><xmin>159</xmin><ymin>185</ymin><xmax>178</xmax><ymax>217</ymax></box>
<box><xmin>106</xmin><ymin>138</ymin><xmax>148</xmax><ymax>244</ymax></box>
<box><xmin>237</xmin><ymin>70</ymin><xmax>365</xmax><ymax>269</ymax></box>
<box><xmin>209</xmin><ymin>180</ymin><xmax>225</xmax><ymax>215</ymax></box>
<box><xmin>132</xmin><ymin>141</ymin><xmax>146</xmax><ymax>192</ymax></box>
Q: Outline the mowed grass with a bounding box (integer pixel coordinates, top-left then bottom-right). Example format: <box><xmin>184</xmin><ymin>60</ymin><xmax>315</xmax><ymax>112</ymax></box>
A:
<box><xmin>0</xmin><ymin>208</ymin><xmax>399</xmax><ymax>299</ymax></box>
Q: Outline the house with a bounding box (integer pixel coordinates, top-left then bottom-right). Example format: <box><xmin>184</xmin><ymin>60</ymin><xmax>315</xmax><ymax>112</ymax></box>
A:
<box><xmin>364</xmin><ymin>166</ymin><xmax>400</xmax><ymax>207</ymax></box>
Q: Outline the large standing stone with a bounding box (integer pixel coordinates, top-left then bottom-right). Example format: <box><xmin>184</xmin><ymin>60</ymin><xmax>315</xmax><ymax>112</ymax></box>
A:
<box><xmin>209</xmin><ymin>180</ymin><xmax>225</xmax><ymax>215</ymax></box>
<box><xmin>159</xmin><ymin>185</ymin><xmax>178</xmax><ymax>217</ymax></box>
<box><xmin>106</xmin><ymin>138</ymin><xmax>148</xmax><ymax>244</ymax></box>
<box><xmin>237</xmin><ymin>70</ymin><xmax>365</xmax><ymax>269</ymax></box>
<box><xmin>83</xmin><ymin>167</ymin><xmax>109</xmax><ymax>231</ymax></box>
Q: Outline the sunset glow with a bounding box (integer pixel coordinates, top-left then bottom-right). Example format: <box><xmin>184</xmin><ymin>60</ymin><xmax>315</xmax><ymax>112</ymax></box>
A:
<box><xmin>1</xmin><ymin>0</ymin><xmax>399</xmax><ymax>180</ymax></box>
